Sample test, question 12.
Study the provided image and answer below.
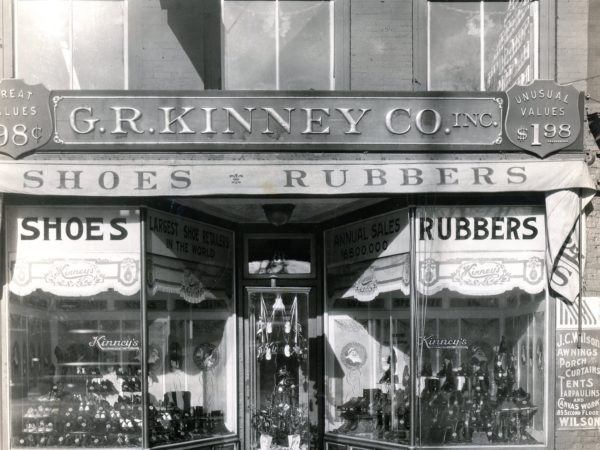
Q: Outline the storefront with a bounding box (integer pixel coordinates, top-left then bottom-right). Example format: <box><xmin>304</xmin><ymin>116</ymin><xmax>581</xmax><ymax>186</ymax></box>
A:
<box><xmin>0</xmin><ymin>79</ymin><xmax>596</xmax><ymax>450</ymax></box>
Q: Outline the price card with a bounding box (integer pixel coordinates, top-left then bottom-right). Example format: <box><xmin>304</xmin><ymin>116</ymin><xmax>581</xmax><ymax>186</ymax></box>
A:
<box><xmin>0</xmin><ymin>79</ymin><xmax>52</xmax><ymax>158</ymax></box>
<box><xmin>506</xmin><ymin>80</ymin><xmax>582</xmax><ymax>157</ymax></box>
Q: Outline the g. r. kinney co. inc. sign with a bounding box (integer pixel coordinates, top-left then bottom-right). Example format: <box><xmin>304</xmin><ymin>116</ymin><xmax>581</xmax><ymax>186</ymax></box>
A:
<box><xmin>0</xmin><ymin>79</ymin><xmax>584</xmax><ymax>158</ymax></box>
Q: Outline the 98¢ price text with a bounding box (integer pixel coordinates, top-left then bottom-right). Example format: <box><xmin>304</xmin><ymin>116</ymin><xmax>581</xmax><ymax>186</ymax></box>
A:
<box><xmin>0</xmin><ymin>123</ymin><xmax>44</xmax><ymax>147</ymax></box>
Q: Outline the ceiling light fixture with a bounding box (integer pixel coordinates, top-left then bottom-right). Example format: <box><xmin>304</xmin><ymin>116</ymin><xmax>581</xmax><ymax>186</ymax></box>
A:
<box><xmin>262</xmin><ymin>203</ymin><xmax>295</xmax><ymax>226</ymax></box>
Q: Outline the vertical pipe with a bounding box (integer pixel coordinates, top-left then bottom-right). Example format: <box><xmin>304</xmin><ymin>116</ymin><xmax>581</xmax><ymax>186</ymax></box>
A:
<box><xmin>123</xmin><ymin>0</ymin><xmax>129</xmax><ymax>89</ymax></box>
<box><xmin>1</xmin><ymin>199</ymin><xmax>9</xmax><ymax>450</ymax></box>
<box><xmin>139</xmin><ymin>208</ymin><xmax>149</xmax><ymax>448</ymax></box>
<box><xmin>577</xmin><ymin>192</ymin><xmax>583</xmax><ymax>348</ymax></box>
<box><xmin>275</xmin><ymin>0</ymin><xmax>280</xmax><ymax>90</ymax></box>
<box><xmin>426</xmin><ymin>2</ymin><xmax>431</xmax><ymax>89</ymax></box>
<box><xmin>532</xmin><ymin>1</ymin><xmax>539</xmax><ymax>80</ymax></box>
<box><xmin>329</xmin><ymin>0</ymin><xmax>334</xmax><ymax>90</ymax></box>
<box><xmin>480</xmin><ymin>1</ymin><xmax>485</xmax><ymax>91</ymax></box>
<box><xmin>409</xmin><ymin>207</ymin><xmax>417</xmax><ymax>448</ymax></box>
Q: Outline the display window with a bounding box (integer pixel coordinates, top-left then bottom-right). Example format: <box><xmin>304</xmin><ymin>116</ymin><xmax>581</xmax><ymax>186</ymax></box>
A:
<box><xmin>248</xmin><ymin>287</ymin><xmax>311</xmax><ymax>450</ymax></box>
<box><xmin>6</xmin><ymin>206</ymin><xmax>143</xmax><ymax>448</ymax></box>
<box><xmin>4</xmin><ymin>200</ymin><xmax>555</xmax><ymax>450</ymax></box>
<box><xmin>324</xmin><ymin>205</ymin><xmax>549</xmax><ymax>449</ymax></box>
<box><xmin>325</xmin><ymin>209</ymin><xmax>412</xmax><ymax>446</ymax></box>
<box><xmin>145</xmin><ymin>209</ymin><xmax>237</xmax><ymax>446</ymax></box>
<box><xmin>414</xmin><ymin>206</ymin><xmax>548</xmax><ymax>447</ymax></box>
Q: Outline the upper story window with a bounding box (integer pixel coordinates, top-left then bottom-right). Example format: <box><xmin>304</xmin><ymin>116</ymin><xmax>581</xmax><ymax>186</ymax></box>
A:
<box><xmin>222</xmin><ymin>0</ymin><xmax>334</xmax><ymax>90</ymax></box>
<box><xmin>428</xmin><ymin>0</ymin><xmax>539</xmax><ymax>91</ymax></box>
<box><xmin>15</xmin><ymin>0</ymin><xmax>126</xmax><ymax>90</ymax></box>
<box><xmin>12</xmin><ymin>0</ymin><xmax>547</xmax><ymax>92</ymax></box>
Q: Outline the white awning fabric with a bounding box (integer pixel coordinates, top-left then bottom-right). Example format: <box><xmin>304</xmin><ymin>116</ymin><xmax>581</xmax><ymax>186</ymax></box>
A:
<box><xmin>0</xmin><ymin>159</ymin><xmax>593</xmax><ymax>197</ymax></box>
<box><xmin>0</xmin><ymin>157</ymin><xmax>594</xmax><ymax>303</ymax></box>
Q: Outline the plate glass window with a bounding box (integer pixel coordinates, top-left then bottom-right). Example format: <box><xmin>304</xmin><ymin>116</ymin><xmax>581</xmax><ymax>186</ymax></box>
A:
<box><xmin>428</xmin><ymin>0</ymin><xmax>539</xmax><ymax>91</ymax></box>
<box><xmin>222</xmin><ymin>0</ymin><xmax>334</xmax><ymax>90</ymax></box>
<box><xmin>145</xmin><ymin>210</ymin><xmax>237</xmax><ymax>447</ymax></box>
<box><xmin>414</xmin><ymin>206</ymin><xmax>547</xmax><ymax>446</ymax></box>
<box><xmin>248</xmin><ymin>288</ymin><xmax>311</xmax><ymax>449</ymax></box>
<box><xmin>7</xmin><ymin>207</ymin><xmax>142</xmax><ymax>449</ymax></box>
<box><xmin>324</xmin><ymin>209</ymin><xmax>411</xmax><ymax>446</ymax></box>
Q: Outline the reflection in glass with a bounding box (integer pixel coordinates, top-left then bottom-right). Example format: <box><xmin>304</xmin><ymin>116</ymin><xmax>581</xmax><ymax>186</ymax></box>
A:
<box><xmin>485</xmin><ymin>1</ymin><xmax>538</xmax><ymax>90</ymax></box>
<box><xmin>15</xmin><ymin>1</ymin><xmax>71</xmax><ymax>88</ymax></box>
<box><xmin>73</xmin><ymin>2</ymin><xmax>124</xmax><ymax>89</ymax></box>
<box><xmin>146</xmin><ymin>292</ymin><xmax>236</xmax><ymax>446</ymax></box>
<box><xmin>279</xmin><ymin>2</ymin><xmax>331</xmax><ymax>90</ymax></box>
<box><xmin>249</xmin><ymin>288</ymin><xmax>310</xmax><ymax>449</ymax></box>
<box><xmin>326</xmin><ymin>293</ymin><xmax>411</xmax><ymax>445</ymax></box>
<box><xmin>15</xmin><ymin>0</ymin><xmax>125</xmax><ymax>89</ymax></box>
<box><xmin>415</xmin><ymin>291</ymin><xmax>545</xmax><ymax>446</ymax></box>
<box><xmin>429</xmin><ymin>2</ymin><xmax>480</xmax><ymax>91</ymax></box>
<box><xmin>223</xmin><ymin>1</ymin><xmax>277</xmax><ymax>89</ymax></box>
<box><xmin>247</xmin><ymin>236</ymin><xmax>313</xmax><ymax>277</ymax></box>
<box><xmin>223</xmin><ymin>1</ymin><xmax>332</xmax><ymax>90</ymax></box>
<box><xmin>429</xmin><ymin>1</ymin><xmax>537</xmax><ymax>91</ymax></box>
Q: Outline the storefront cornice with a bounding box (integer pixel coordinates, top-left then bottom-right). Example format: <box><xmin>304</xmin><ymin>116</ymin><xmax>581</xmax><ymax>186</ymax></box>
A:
<box><xmin>0</xmin><ymin>151</ymin><xmax>586</xmax><ymax>163</ymax></box>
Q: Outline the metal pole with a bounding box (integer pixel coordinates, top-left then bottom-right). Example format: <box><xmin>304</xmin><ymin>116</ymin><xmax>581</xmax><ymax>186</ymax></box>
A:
<box><xmin>140</xmin><ymin>208</ymin><xmax>150</xmax><ymax>447</ymax></box>
<box><xmin>409</xmin><ymin>207</ymin><xmax>417</xmax><ymax>449</ymax></box>
<box><xmin>577</xmin><ymin>192</ymin><xmax>583</xmax><ymax>349</ymax></box>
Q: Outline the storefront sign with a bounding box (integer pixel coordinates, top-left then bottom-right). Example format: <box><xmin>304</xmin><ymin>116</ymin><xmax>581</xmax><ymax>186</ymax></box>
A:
<box><xmin>556</xmin><ymin>329</ymin><xmax>600</xmax><ymax>429</ymax></box>
<box><xmin>325</xmin><ymin>210</ymin><xmax>409</xmax><ymax>301</ymax></box>
<box><xmin>146</xmin><ymin>209</ymin><xmax>232</xmax><ymax>266</ymax></box>
<box><xmin>50</xmin><ymin>93</ymin><xmax>503</xmax><ymax>149</ymax></box>
<box><xmin>6</xmin><ymin>207</ymin><xmax>141</xmax><ymax>297</ymax></box>
<box><xmin>0</xmin><ymin>80</ymin><xmax>583</xmax><ymax>158</ymax></box>
<box><xmin>1</xmin><ymin>159</ymin><xmax>593</xmax><ymax>197</ymax></box>
<box><xmin>325</xmin><ymin>209</ymin><xmax>409</xmax><ymax>268</ymax></box>
<box><xmin>506</xmin><ymin>80</ymin><xmax>581</xmax><ymax>157</ymax></box>
<box><xmin>146</xmin><ymin>209</ymin><xmax>233</xmax><ymax>303</ymax></box>
<box><xmin>0</xmin><ymin>79</ymin><xmax>52</xmax><ymax>158</ymax></box>
<box><xmin>416</xmin><ymin>207</ymin><xmax>546</xmax><ymax>296</ymax></box>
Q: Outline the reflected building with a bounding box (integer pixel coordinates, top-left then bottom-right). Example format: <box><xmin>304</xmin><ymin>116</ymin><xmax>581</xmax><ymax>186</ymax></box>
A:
<box><xmin>486</xmin><ymin>1</ymin><xmax>538</xmax><ymax>90</ymax></box>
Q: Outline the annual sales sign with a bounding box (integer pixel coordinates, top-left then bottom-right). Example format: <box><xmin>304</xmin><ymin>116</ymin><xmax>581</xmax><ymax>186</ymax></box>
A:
<box><xmin>0</xmin><ymin>78</ymin><xmax>584</xmax><ymax>158</ymax></box>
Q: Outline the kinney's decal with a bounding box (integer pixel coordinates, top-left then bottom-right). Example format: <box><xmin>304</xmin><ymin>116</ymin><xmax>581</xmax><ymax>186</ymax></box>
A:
<box><xmin>88</xmin><ymin>335</ymin><xmax>140</xmax><ymax>352</ymax></box>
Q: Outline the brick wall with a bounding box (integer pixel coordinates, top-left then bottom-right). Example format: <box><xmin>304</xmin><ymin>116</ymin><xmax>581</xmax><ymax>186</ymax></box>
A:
<box><xmin>350</xmin><ymin>0</ymin><xmax>413</xmax><ymax>90</ymax></box>
<box><xmin>557</xmin><ymin>0</ymin><xmax>589</xmax><ymax>91</ymax></box>
<box><xmin>557</xmin><ymin>0</ymin><xmax>600</xmax><ymax>449</ymax></box>
<box><xmin>588</xmin><ymin>0</ymin><xmax>600</xmax><ymax>300</ymax></box>
<box><xmin>589</xmin><ymin>0</ymin><xmax>600</xmax><ymax>103</ymax></box>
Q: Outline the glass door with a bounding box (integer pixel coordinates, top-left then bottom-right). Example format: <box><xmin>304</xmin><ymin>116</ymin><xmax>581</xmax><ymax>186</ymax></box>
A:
<box><xmin>247</xmin><ymin>287</ymin><xmax>311</xmax><ymax>449</ymax></box>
